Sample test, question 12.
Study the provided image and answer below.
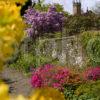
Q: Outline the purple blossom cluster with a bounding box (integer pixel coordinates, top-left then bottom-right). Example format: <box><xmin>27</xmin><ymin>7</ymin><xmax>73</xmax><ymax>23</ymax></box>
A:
<box><xmin>31</xmin><ymin>64</ymin><xmax>70</xmax><ymax>91</ymax></box>
<box><xmin>24</xmin><ymin>6</ymin><xmax>65</xmax><ymax>38</ymax></box>
<box><xmin>83</xmin><ymin>67</ymin><xmax>100</xmax><ymax>80</ymax></box>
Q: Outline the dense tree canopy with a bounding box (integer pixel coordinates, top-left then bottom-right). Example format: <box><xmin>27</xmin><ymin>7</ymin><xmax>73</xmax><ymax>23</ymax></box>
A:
<box><xmin>65</xmin><ymin>14</ymin><xmax>100</xmax><ymax>35</ymax></box>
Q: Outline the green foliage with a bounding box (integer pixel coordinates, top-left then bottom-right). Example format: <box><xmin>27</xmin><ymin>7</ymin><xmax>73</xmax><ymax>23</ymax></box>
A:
<box><xmin>80</xmin><ymin>31</ymin><xmax>100</xmax><ymax>66</ymax></box>
<box><xmin>80</xmin><ymin>31</ymin><xmax>100</xmax><ymax>48</ymax></box>
<box><xmin>34</xmin><ymin>55</ymin><xmax>52</xmax><ymax>67</ymax></box>
<box><xmin>34</xmin><ymin>0</ymin><xmax>47</xmax><ymax>11</ymax></box>
<box><xmin>9</xmin><ymin>53</ymin><xmax>35</xmax><ymax>73</ymax></box>
<box><xmin>53</xmin><ymin>3</ymin><xmax>68</xmax><ymax>16</ymax></box>
<box><xmin>9</xmin><ymin>53</ymin><xmax>60</xmax><ymax>73</ymax></box>
<box><xmin>65</xmin><ymin>15</ymin><xmax>100</xmax><ymax>35</ymax></box>
<box><xmin>64</xmin><ymin>84</ymin><xmax>79</xmax><ymax>100</ymax></box>
<box><xmin>64</xmin><ymin>81</ymin><xmax>100</xmax><ymax>100</ymax></box>
<box><xmin>8</xmin><ymin>37</ymin><xmax>60</xmax><ymax>73</ymax></box>
<box><xmin>75</xmin><ymin>80</ymin><xmax>100</xmax><ymax>100</ymax></box>
<box><xmin>54</xmin><ymin>32</ymin><xmax>62</xmax><ymax>38</ymax></box>
<box><xmin>34</xmin><ymin>2</ymin><xmax>68</xmax><ymax>16</ymax></box>
<box><xmin>65</xmin><ymin>16</ymin><xmax>91</xmax><ymax>35</ymax></box>
<box><xmin>63</xmin><ymin>71</ymin><xmax>84</xmax><ymax>100</ymax></box>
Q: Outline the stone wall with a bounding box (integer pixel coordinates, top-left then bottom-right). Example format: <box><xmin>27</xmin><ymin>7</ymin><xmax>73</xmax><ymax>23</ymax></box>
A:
<box><xmin>35</xmin><ymin>36</ymin><xmax>85</xmax><ymax>68</ymax></box>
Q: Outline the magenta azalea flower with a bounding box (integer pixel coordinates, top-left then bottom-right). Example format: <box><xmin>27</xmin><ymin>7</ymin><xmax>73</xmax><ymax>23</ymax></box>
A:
<box><xmin>30</xmin><ymin>64</ymin><xmax>70</xmax><ymax>91</ymax></box>
<box><xmin>83</xmin><ymin>67</ymin><xmax>100</xmax><ymax>80</ymax></box>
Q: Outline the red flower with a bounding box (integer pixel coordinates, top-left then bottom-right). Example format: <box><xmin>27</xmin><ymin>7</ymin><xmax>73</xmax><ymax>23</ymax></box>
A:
<box><xmin>31</xmin><ymin>74</ymin><xmax>42</xmax><ymax>88</ymax></box>
<box><xmin>30</xmin><ymin>64</ymin><xmax>70</xmax><ymax>91</ymax></box>
<box><xmin>83</xmin><ymin>67</ymin><xmax>100</xmax><ymax>81</ymax></box>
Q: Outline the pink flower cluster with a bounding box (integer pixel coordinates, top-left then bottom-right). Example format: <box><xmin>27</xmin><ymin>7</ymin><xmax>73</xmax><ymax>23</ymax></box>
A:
<box><xmin>83</xmin><ymin>67</ymin><xmax>100</xmax><ymax>80</ymax></box>
<box><xmin>31</xmin><ymin>65</ymin><xmax>100</xmax><ymax>91</ymax></box>
<box><xmin>31</xmin><ymin>64</ymin><xmax>70</xmax><ymax>90</ymax></box>
<box><xmin>31</xmin><ymin>74</ymin><xmax>42</xmax><ymax>88</ymax></box>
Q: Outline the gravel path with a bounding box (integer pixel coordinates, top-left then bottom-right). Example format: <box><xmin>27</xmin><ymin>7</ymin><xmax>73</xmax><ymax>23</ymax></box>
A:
<box><xmin>1</xmin><ymin>67</ymin><xmax>33</xmax><ymax>96</ymax></box>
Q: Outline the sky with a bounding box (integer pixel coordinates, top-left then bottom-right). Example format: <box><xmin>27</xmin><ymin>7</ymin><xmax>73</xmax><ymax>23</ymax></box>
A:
<box><xmin>44</xmin><ymin>0</ymin><xmax>100</xmax><ymax>14</ymax></box>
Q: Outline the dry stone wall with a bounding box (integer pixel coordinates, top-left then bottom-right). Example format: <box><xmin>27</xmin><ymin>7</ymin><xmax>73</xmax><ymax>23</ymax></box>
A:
<box><xmin>35</xmin><ymin>36</ymin><xmax>85</xmax><ymax>68</ymax></box>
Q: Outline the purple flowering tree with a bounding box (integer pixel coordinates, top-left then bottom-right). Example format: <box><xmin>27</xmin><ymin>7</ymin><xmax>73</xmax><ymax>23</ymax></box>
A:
<box><xmin>24</xmin><ymin>6</ymin><xmax>65</xmax><ymax>39</ymax></box>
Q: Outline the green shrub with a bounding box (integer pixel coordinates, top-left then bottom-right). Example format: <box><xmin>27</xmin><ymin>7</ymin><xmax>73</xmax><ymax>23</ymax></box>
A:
<box><xmin>64</xmin><ymin>81</ymin><xmax>100</xmax><ymax>100</ymax></box>
<box><xmin>65</xmin><ymin>14</ymin><xmax>100</xmax><ymax>36</ymax></box>
<box><xmin>9</xmin><ymin>53</ymin><xmax>36</xmax><ymax>73</ymax></box>
<box><xmin>80</xmin><ymin>31</ymin><xmax>100</xmax><ymax>48</ymax></box>
<box><xmin>9</xmin><ymin>53</ymin><xmax>60</xmax><ymax>73</ymax></box>
<box><xmin>75</xmin><ymin>80</ymin><xmax>100</xmax><ymax>100</ymax></box>
<box><xmin>63</xmin><ymin>71</ymin><xmax>84</xmax><ymax>100</ymax></box>
<box><xmin>63</xmin><ymin>84</ymin><xmax>79</xmax><ymax>100</ymax></box>
<box><xmin>80</xmin><ymin>31</ymin><xmax>100</xmax><ymax>66</ymax></box>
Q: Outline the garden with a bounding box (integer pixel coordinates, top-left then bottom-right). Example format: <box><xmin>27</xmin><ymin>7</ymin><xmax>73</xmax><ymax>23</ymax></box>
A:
<box><xmin>0</xmin><ymin>0</ymin><xmax>100</xmax><ymax>100</ymax></box>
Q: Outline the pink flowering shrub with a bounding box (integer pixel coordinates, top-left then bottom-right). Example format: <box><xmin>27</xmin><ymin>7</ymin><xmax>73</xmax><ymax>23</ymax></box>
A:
<box><xmin>31</xmin><ymin>64</ymin><xmax>70</xmax><ymax>91</ymax></box>
<box><xmin>83</xmin><ymin>67</ymin><xmax>100</xmax><ymax>80</ymax></box>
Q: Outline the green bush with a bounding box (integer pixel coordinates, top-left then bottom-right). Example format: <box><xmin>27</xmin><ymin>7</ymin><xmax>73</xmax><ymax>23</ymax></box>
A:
<box><xmin>63</xmin><ymin>84</ymin><xmax>79</xmax><ymax>100</ymax></box>
<box><xmin>8</xmin><ymin>37</ymin><xmax>61</xmax><ymax>73</ymax></box>
<box><xmin>80</xmin><ymin>31</ymin><xmax>100</xmax><ymax>66</ymax></box>
<box><xmin>63</xmin><ymin>71</ymin><xmax>84</xmax><ymax>100</ymax></box>
<box><xmin>75</xmin><ymin>80</ymin><xmax>100</xmax><ymax>100</ymax></box>
<box><xmin>9</xmin><ymin>53</ymin><xmax>36</xmax><ymax>73</ymax></box>
<box><xmin>80</xmin><ymin>31</ymin><xmax>100</xmax><ymax>48</ymax></box>
<box><xmin>70</xmin><ymin>16</ymin><xmax>92</xmax><ymax>33</ymax></box>
<box><xmin>9</xmin><ymin>53</ymin><xmax>60</xmax><ymax>73</ymax></box>
<box><xmin>65</xmin><ymin>14</ymin><xmax>100</xmax><ymax>36</ymax></box>
<box><xmin>63</xmin><ymin>81</ymin><xmax>100</xmax><ymax>100</ymax></box>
